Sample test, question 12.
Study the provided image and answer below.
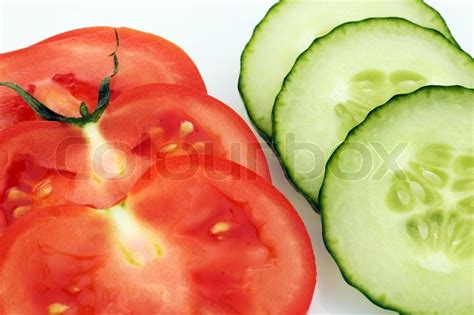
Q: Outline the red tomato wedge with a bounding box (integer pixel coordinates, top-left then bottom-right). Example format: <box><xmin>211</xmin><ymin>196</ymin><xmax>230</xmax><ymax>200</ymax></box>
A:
<box><xmin>0</xmin><ymin>155</ymin><xmax>315</xmax><ymax>315</ymax></box>
<box><xmin>0</xmin><ymin>27</ymin><xmax>206</xmax><ymax>130</ymax></box>
<box><xmin>0</xmin><ymin>84</ymin><xmax>270</xmax><ymax>234</ymax></box>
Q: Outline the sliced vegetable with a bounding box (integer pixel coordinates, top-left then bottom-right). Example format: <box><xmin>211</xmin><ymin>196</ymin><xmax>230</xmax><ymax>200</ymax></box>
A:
<box><xmin>321</xmin><ymin>86</ymin><xmax>473</xmax><ymax>314</ymax></box>
<box><xmin>239</xmin><ymin>0</ymin><xmax>456</xmax><ymax>139</ymax></box>
<box><xmin>273</xmin><ymin>18</ymin><xmax>474</xmax><ymax>205</ymax></box>
<box><xmin>0</xmin><ymin>83</ymin><xmax>270</xmax><ymax>234</ymax></box>
<box><xmin>0</xmin><ymin>27</ymin><xmax>206</xmax><ymax>130</ymax></box>
<box><xmin>0</xmin><ymin>155</ymin><xmax>315</xmax><ymax>314</ymax></box>
<box><xmin>99</xmin><ymin>83</ymin><xmax>270</xmax><ymax>182</ymax></box>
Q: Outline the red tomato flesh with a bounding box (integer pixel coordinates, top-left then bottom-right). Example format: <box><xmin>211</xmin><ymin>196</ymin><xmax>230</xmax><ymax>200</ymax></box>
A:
<box><xmin>0</xmin><ymin>27</ymin><xmax>206</xmax><ymax>130</ymax></box>
<box><xmin>100</xmin><ymin>84</ymin><xmax>270</xmax><ymax>179</ymax></box>
<box><xmin>0</xmin><ymin>85</ymin><xmax>270</xmax><ymax>233</ymax></box>
<box><xmin>0</xmin><ymin>156</ymin><xmax>315</xmax><ymax>315</ymax></box>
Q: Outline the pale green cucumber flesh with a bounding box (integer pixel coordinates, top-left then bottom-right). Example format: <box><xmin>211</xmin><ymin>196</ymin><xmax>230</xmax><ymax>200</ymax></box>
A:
<box><xmin>273</xmin><ymin>18</ymin><xmax>474</xmax><ymax>204</ymax></box>
<box><xmin>239</xmin><ymin>0</ymin><xmax>457</xmax><ymax>139</ymax></box>
<box><xmin>321</xmin><ymin>86</ymin><xmax>474</xmax><ymax>314</ymax></box>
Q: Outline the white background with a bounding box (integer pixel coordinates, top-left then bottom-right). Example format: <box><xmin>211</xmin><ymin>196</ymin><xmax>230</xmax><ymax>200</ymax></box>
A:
<box><xmin>0</xmin><ymin>1</ymin><xmax>472</xmax><ymax>314</ymax></box>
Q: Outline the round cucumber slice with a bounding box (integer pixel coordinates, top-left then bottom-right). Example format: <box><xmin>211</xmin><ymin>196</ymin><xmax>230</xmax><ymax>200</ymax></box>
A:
<box><xmin>239</xmin><ymin>0</ymin><xmax>457</xmax><ymax>140</ymax></box>
<box><xmin>273</xmin><ymin>18</ymin><xmax>474</xmax><ymax>205</ymax></box>
<box><xmin>321</xmin><ymin>86</ymin><xmax>474</xmax><ymax>314</ymax></box>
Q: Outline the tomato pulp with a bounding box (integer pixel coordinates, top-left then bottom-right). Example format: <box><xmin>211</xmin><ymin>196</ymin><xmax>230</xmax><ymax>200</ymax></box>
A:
<box><xmin>0</xmin><ymin>84</ymin><xmax>270</xmax><ymax>233</ymax></box>
<box><xmin>0</xmin><ymin>27</ymin><xmax>206</xmax><ymax>130</ymax></box>
<box><xmin>0</xmin><ymin>156</ymin><xmax>315</xmax><ymax>314</ymax></box>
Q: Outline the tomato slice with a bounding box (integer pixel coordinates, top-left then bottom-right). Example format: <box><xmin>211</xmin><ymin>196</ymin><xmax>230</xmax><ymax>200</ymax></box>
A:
<box><xmin>0</xmin><ymin>27</ymin><xmax>206</xmax><ymax>130</ymax></box>
<box><xmin>0</xmin><ymin>156</ymin><xmax>315</xmax><ymax>314</ymax></box>
<box><xmin>99</xmin><ymin>84</ymin><xmax>270</xmax><ymax>180</ymax></box>
<box><xmin>0</xmin><ymin>84</ymin><xmax>270</xmax><ymax>233</ymax></box>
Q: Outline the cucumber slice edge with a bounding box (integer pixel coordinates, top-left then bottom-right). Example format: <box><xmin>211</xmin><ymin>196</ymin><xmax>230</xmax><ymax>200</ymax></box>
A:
<box><xmin>238</xmin><ymin>1</ymin><xmax>283</xmax><ymax>143</ymax></box>
<box><xmin>320</xmin><ymin>85</ymin><xmax>474</xmax><ymax>314</ymax></box>
<box><xmin>239</xmin><ymin>0</ymin><xmax>459</xmax><ymax>141</ymax></box>
<box><xmin>272</xmin><ymin>17</ymin><xmax>474</xmax><ymax>208</ymax></box>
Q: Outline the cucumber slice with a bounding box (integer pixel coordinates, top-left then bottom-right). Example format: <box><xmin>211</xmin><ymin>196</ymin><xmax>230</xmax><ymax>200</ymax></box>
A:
<box><xmin>321</xmin><ymin>86</ymin><xmax>474</xmax><ymax>314</ymax></box>
<box><xmin>239</xmin><ymin>0</ymin><xmax>457</xmax><ymax>140</ymax></box>
<box><xmin>273</xmin><ymin>18</ymin><xmax>474</xmax><ymax>205</ymax></box>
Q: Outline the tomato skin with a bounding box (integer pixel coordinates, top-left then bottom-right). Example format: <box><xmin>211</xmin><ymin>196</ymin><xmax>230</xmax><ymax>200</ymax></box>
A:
<box><xmin>0</xmin><ymin>27</ymin><xmax>206</xmax><ymax>130</ymax></box>
<box><xmin>0</xmin><ymin>156</ymin><xmax>315</xmax><ymax>315</ymax></box>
